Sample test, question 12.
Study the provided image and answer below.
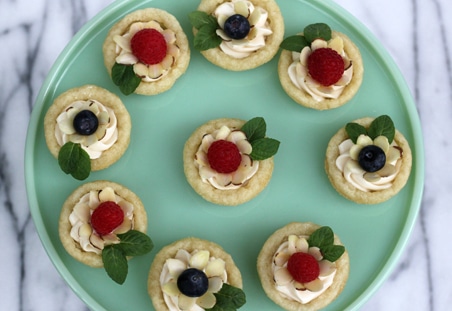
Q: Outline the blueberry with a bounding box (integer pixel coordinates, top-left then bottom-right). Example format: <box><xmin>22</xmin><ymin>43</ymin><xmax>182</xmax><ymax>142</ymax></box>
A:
<box><xmin>73</xmin><ymin>110</ymin><xmax>99</xmax><ymax>136</ymax></box>
<box><xmin>358</xmin><ymin>145</ymin><xmax>386</xmax><ymax>172</ymax></box>
<box><xmin>177</xmin><ymin>268</ymin><xmax>208</xmax><ymax>297</ymax></box>
<box><xmin>223</xmin><ymin>14</ymin><xmax>250</xmax><ymax>40</ymax></box>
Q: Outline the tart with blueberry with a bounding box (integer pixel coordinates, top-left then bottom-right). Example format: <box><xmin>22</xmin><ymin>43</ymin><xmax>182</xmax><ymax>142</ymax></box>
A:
<box><xmin>44</xmin><ymin>84</ymin><xmax>131</xmax><ymax>180</ymax></box>
<box><xmin>257</xmin><ymin>222</ymin><xmax>349</xmax><ymax>311</ymax></box>
<box><xmin>183</xmin><ymin>117</ymin><xmax>280</xmax><ymax>206</ymax></box>
<box><xmin>103</xmin><ymin>8</ymin><xmax>190</xmax><ymax>95</ymax></box>
<box><xmin>278</xmin><ymin>23</ymin><xmax>364</xmax><ymax>110</ymax></box>
<box><xmin>148</xmin><ymin>237</ymin><xmax>245</xmax><ymax>311</ymax></box>
<box><xmin>58</xmin><ymin>180</ymin><xmax>153</xmax><ymax>284</ymax></box>
<box><xmin>325</xmin><ymin>115</ymin><xmax>412</xmax><ymax>204</ymax></box>
<box><xmin>188</xmin><ymin>0</ymin><xmax>284</xmax><ymax>71</ymax></box>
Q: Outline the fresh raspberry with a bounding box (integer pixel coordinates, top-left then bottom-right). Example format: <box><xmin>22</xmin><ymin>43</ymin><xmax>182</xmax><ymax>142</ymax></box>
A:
<box><xmin>207</xmin><ymin>140</ymin><xmax>242</xmax><ymax>174</ymax></box>
<box><xmin>307</xmin><ymin>48</ymin><xmax>344</xmax><ymax>86</ymax></box>
<box><xmin>91</xmin><ymin>201</ymin><xmax>124</xmax><ymax>236</ymax></box>
<box><xmin>130</xmin><ymin>28</ymin><xmax>167</xmax><ymax>65</ymax></box>
<box><xmin>287</xmin><ymin>252</ymin><xmax>320</xmax><ymax>283</ymax></box>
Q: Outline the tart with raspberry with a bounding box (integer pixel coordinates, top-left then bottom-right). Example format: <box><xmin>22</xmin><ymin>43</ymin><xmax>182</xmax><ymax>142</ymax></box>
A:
<box><xmin>102</xmin><ymin>8</ymin><xmax>190</xmax><ymax>95</ymax></box>
<box><xmin>148</xmin><ymin>237</ymin><xmax>246</xmax><ymax>311</ymax></box>
<box><xmin>325</xmin><ymin>115</ymin><xmax>412</xmax><ymax>204</ymax></box>
<box><xmin>278</xmin><ymin>23</ymin><xmax>364</xmax><ymax>110</ymax></box>
<box><xmin>44</xmin><ymin>85</ymin><xmax>131</xmax><ymax>180</ymax></box>
<box><xmin>183</xmin><ymin>117</ymin><xmax>280</xmax><ymax>206</ymax></box>
<box><xmin>59</xmin><ymin>180</ymin><xmax>153</xmax><ymax>284</ymax></box>
<box><xmin>189</xmin><ymin>0</ymin><xmax>284</xmax><ymax>71</ymax></box>
<box><xmin>257</xmin><ymin>222</ymin><xmax>349</xmax><ymax>311</ymax></box>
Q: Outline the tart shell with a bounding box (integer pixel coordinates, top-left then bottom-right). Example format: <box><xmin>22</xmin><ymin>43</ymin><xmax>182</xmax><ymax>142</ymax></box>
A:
<box><xmin>257</xmin><ymin>222</ymin><xmax>350</xmax><ymax>311</ymax></box>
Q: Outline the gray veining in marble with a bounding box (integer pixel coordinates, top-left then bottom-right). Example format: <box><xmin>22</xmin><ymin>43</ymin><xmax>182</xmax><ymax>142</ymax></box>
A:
<box><xmin>1</xmin><ymin>0</ymin><xmax>451</xmax><ymax>310</ymax></box>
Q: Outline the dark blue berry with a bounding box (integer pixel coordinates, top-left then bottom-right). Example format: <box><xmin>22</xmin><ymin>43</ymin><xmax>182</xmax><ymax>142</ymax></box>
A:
<box><xmin>177</xmin><ymin>268</ymin><xmax>208</xmax><ymax>297</ymax></box>
<box><xmin>358</xmin><ymin>145</ymin><xmax>386</xmax><ymax>172</ymax></box>
<box><xmin>223</xmin><ymin>14</ymin><xmax>250</xmax><ymax>40</ymax></box>
<box><xmin>73</xmin><ymin>110</ymin><xmax>98</xmax><ymax>136</ymax></box>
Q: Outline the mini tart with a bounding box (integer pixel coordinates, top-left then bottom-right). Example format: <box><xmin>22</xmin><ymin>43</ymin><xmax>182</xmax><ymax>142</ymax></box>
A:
<box><xmin>148</xmin><ymin>237</ymin><xmax>243</xmax><ymax>311</ymax></box>
<box><xmin>257</xmin><ymin>222</ymin><xmax>349</xmax><ymax>311</ymax></box>
<box><xmin>183</xmin><ymin>118</ymin><xmax>274</xmax><ymax>206</ymax></box>
<box><xmin>44</xmin><ymin>84</ymin><xmax>131</xmax><ymax>171</ymax></box>
<box><xmin>325</xmin><ymin>117</ymin><xmax>412</xmax><ymax>204</ymax></box>
<box><xmin>195</xmin><ymin>0</ymin><xmax>284</xmax><ymax>71</ymax></box>
<box><xmin>278</xmin><ymin>31</ymin><xmax>364</xmax><ymax>110</ymax></box>
<box><xmin>103</xmin><ymin>8</ymin><xmax>190</xmax><ymax>95</ymax></box>
<box><xmin>59</xmin><ymin>180</ymin><xmax>147</xmax><ymax>267</ymax></box>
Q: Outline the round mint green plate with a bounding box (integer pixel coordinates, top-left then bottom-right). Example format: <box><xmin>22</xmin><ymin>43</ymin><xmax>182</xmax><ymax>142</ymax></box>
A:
<box><xmin>25</xmin><ymin>0</ymin><xmax>424</xmax><ymax>310</ymax></box>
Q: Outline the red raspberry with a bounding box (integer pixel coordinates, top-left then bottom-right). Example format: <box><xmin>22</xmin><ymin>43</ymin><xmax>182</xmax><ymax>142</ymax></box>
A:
<box><xmin>91</xmin><ymin>201</ymin><xmax>124</xmax><ymax>236</ymax></box>
<box><xmin>307</xmin><ymin>48</ymin><xmax>345</xmax><ymax>86</ymax></box>
<box><xmin>207</xmin><ymin>140</ymin><xmax>242</xmax><ymax>174</ymax></box>
<box><xmin>130</xmin><ymin>28</ymin><xmax>167</xmax><ymax>65</ymax></box>
<box><xmin>287</xmin><ymin>252</ymin><xmax>320</xmax><ymax>283</ymax></box>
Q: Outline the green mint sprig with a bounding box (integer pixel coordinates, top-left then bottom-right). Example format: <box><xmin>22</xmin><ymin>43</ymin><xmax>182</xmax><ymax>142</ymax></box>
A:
<box><xmin>58</xmin><ymin>142</ymin><xmax>91</xmax><ymax>180</ymax></box>
<box><xmin>345</xmin><ymin>115</ymin><xmax>395</xmax><ymax>144</ymax></box>
<box><xmin>241</xmin><ymin>117</ymin><xmax>280</xmax><ymax>161</ymax></box>
<box><xmin>111</xmin><ymin>62</ymin><xmax>141</xmax><ymax>95</ymax></box>
<box><xmin>102</xmin><ymin>230</ymin><xmax>154</xmax><ymax>284</ymax></box>
<box><xmin>206</xmin><ymin>283</ymin><xmax>246</xmax><ymax>311</ymax></box>
<box><xmin>280</xmin><ymin>23</ymin><xmax>332</xmax><ymax>52</ymax></box>
<box><xmin>308</xmin><ymin>226</ymin><xmax>345</xmax><ymax>262</ymax></box>
<box><xmin>188</xmin><ymin>11</ymin><xmax>222</xmax><ymax>51</ymax></box>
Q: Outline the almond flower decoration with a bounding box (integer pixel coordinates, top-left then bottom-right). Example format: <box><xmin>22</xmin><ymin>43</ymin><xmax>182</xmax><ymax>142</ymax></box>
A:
<box><xmin>113</xmin><ymin>21</ymin><xmax>180</xmax><ymax>81</ymax></box>
<box><xmin>195</xmin><ymin>125</ymin><xmax>259</xmax><ymax>190</ymax></box>
<box><xmin>69</xmin><ymin>187</ymin><xmax>134</xmax><ymax>254</ymax></box>
<box><xmin>273</xmin><ymin>235</ymin><xmax>336</xmax><ymax>293</ymax></box>
<box><xmin>161</xmin><ymin>249</ymin><xmax>228</xmax><ymax>310</ymax></box>
<box><xmin>55</xmin><ymin>100</ymin><xmax>117</xmax><ymax>159</ymax></box>
<box><xmin>336</xmin><ymin>134</ymin><xmax>402</xmax><ymax>191</ymax></box>
<box><xmin>289</xmin><ymin>37</ymin><xmax>353</xmax><ymax>101</ymax></box>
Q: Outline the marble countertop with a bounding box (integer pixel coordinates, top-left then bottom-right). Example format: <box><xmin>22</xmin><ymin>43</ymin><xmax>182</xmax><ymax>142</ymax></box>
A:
<box><xmin>1</xmin><ymin>0</ymin><xmax>450</xmax><ymax>310</ymax></box>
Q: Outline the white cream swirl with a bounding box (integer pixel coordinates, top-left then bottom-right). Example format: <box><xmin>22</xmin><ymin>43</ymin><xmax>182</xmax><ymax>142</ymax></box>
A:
<box><xmin>214</xmin><ymin>0</ymin><xmax>272</xmax><ymax>58</ymax></box>
<box><xmin>288</xmin><ymin>37</ymin><xmax>353</xmax><ymax>101</ymax></box>
<box><xmin>113</xmin><ymin>21</ymin><xmax>180</xmax><ymax>82</ymax></box>
<box><xmin>195</xmin><ymin>125</ymin><xmax>259</xmax><ymax>190</ymax></box>
<box><xmin>272</xmin><ymin>235</ymin><xmax>337</xmax><ymax>304</ymax></box>
<box><xmin>335</xmin><ymin>135</ymin><xmax>403</xmax><ymax>192</ymax></box>
<box><xmin>69</xmin><ymin>187</ymin><xmax>134</xmax><ymax>254</ymax></box>
<box><xmin>160</xmin><ymin>249</ymin><xmax>228</xmax><ymax>311</ymax></box>
<box><xmin>55</xmin><ymin>99</ymin><xmax>118</xmax><ymax>159</ymax></box>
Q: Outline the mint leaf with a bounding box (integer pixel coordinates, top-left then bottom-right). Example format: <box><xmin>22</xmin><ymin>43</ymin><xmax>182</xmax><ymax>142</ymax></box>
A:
<box><xmin>308</xmin><ymin>226</ymin><xmax>334</xmax><ymax>249</ymax></box>
<box><xmin>321</xmin><ymin>244</ymin><xmax>345</xmax><ymax>262</ymax></box>
<box><xmin>207</xmin><ymin>283</ymin><xmax>246</xmax><ymax>311</ymax></box>
<box><xmin>116</xmin><ymin>230</ymin><xmax>153</xmax><ymax>256</ymax></box>
<box><xmin>367</xmin><ymin>115</ymin><xmax>395</xmax><ymax>143</ymax></box>
<box><xmin>58</xmin><ymin>142</ymin><xmax>90</xmax><ymax>180</ymax></box>
<box><xmin>280</xmin><ymin>35</ymin><xmax>310</xmax><ymax>52</ymax></box>
<box><xmin>111</xmin><ymin>62</ymin><xmax>141</xmax><ymax>95</ymax></box>
<box><xmin>189</xmin><ymin>11</ymin><xmax>221</xmax><ymax>51</ymax></box>
<box><xmin>250</xmin><ymin>138</ymin><xmax>280</xmax><ymax>161</ymax></box>
<box><xmin>189</xmin><ymin>11</ymin><xmax>217</xmax><ymax>29</ymax></box>
<box><xmin>102</xmin><ymin>245</ymin><xmax>128</xmax><ymax>284</ymax></box>
<box><xmin>304</xmin><ymin>23</ymin><xmax>332</xmax><ymax>43</ymax></box>
<box><xmin>241</xmin><ymin>117</ymin><xmax>266</xmax><ymax>142</ymax></box>
<box><xmin>345</xmin><ymin>122</ymin><xmax>367</xmax><ymax>144</ymax></box>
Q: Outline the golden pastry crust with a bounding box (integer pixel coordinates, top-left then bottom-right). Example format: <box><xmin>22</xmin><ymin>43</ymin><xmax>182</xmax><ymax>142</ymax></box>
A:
<box><xmin>257</xmin><ymin>222</ymin><xmax>350</xmax><ymax>311</ymax></box>
<box><xmin>195</xmin><ymin>0</ymin><xmax>284</xmax><ymax>71</ymax></box>
<box><xmin>59</xmin><ymin>180</ymin><xmax>148</xmax><ymax>267</ymax></box>
<box><xmin>44</xmin><ymin>84</ymin><xmax>131</xmax><ymax>171</ymax></box>
<box><xmin>278</xmin><ymin>31</ymin><xmax>364</xmax><ymax>110</ymax></box>
<box><xmin>183</xmin><ymin>118</ymin><xmax>274</xmax><ymax>206</ymax></box>
<box><xmin>103</xmin><ymin>8</ymin><xmax>190</xmax><ymax>95</ymax></box>
<box><xmin>148</xmin><ymin>237</ymin><xmax>243</xmax><ymax>311</ymax></box>
<box><xmin>325</xmin><ymin>117</ymin><xmax>412</xmax><ymax>204</ymax></box>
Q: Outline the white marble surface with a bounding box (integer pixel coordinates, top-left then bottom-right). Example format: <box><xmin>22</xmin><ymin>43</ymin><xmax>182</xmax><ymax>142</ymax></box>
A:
<box><xmin>1</xmin><ymin>0</ymin><xmax>450</xmax><ymax>310</ymax></box>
